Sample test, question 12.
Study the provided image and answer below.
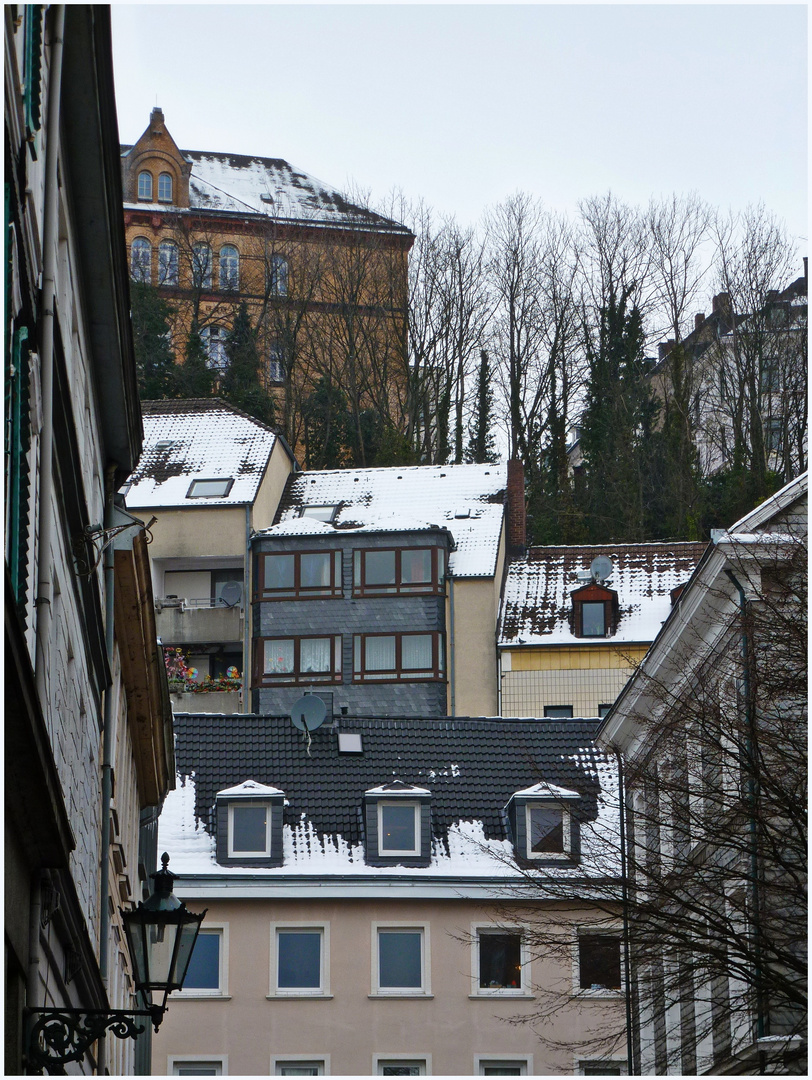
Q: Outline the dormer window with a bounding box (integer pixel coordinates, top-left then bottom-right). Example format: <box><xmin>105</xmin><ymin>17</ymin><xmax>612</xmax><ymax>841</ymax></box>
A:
<box><xmin>507</xmin><ymin>783</ymin><xmax>581</xmax><ymax>864</ymax></box>
<box><xmin>571</xmin><ymin>583</ymin><xmax>618</xmax><ymax>639</ymax></box>
<box><xmin>215</xmin><ymin>780</ymin><xmax>284</xmax><ymax>867</ymax></box>
<box><xmin>364</xmin><ymin>782</ymin><xmax>431</xmax><ymax>867</ymax></box>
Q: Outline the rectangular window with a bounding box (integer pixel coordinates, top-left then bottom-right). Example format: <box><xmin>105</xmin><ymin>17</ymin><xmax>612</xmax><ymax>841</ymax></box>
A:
<box><xmin>580</xmin><ymin>601</ymin><xmax>606</xmax><ymax>637</ymax></box>
<box><xmin>475</xmin><ymin>1060</ymin><xmax>530</xmax><ymax>1076</ymax></box>
<box><xmin>543</xmin><ymin>705</ymin><xmax>574</xmax><ymax>719</ymax></box>
<box><xmin>477</xmin><ymin>931</ymin><xmax>524</xmax><ymax>993</ymax></box>
<box><xmin>353</xmin><ymin>633</ymin><xmax>443</xmax><ymax>682</ymax></box>
<box><xmin>256</xmin><ymin>636</ymin><xmax>342</xmax><ymax>686</ymax></box>
<box><xmin>170</xmin><ymin>1060</ymin><xmax>226</xmax><ymax>1076</ymax></box>
<box><xmin>297</xmin><ymin>505</ymin><xmax>338</xmax><ymax>522</ymax></box>
<box><xmin>374</xmin><ymin>926</ymin><xmax>429</xmax><ymax>995</ymax></box>
<box><xmin>176</xmin><ymin>927</ymin><xmax>227</xmax><ymax>997</ymax></box>
<box><xmin>375</xmin><ymin>1063</ymin><xmax>427</xmax><ymax>1077</ymax></box>
<box><xmin>353</xmin><ymin>547</ymin><xmax>444</xmax><ymax>596</ymax></box>
<box><xmin>259</xmin><ymin>551</ymin><xmax>342</xmax><ymax>600</ymax></box>
<box><xmin>598</xmin><ymin>704</ymin><xmax>612</xmax><ymax>718</ymax></box>
<box><xmin>229</xmin><ymin>804</ymin><xmax>271</xmax><ymax>857</ymax></box>
<box><xmin>526</xmin><ymin>804</ymin><xmax>570</xmax><ymax>858</ymax></box>
<box><xmin>578</xmin><ymin>935</ymin><xmax>622</xmax><ymax>991</ymax></box>
<box><xmin>187</xmin><ymin>478</ymin><xmax>234</xmax><ymax>499</ymax></box>
<box><xmin>271</xmin><ymin>925</ymin><xmax>329</xmax><ymax>996</ymax></box>
<box><xmin>378</xmin><ymin>802</ymin><xmax>419</xmax><ymax>856</ymax></box>
<box><xmin>274</xmin><ymin>1064</ymin><xmax>325</xmax><ymax>1077</ymax></box>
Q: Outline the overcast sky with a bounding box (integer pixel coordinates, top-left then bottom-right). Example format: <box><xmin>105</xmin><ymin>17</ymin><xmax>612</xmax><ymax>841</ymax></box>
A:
<box><xmin>111</xmin><ymin>3</ymin><xmax>807</xmax><ymax>257</ymax></box>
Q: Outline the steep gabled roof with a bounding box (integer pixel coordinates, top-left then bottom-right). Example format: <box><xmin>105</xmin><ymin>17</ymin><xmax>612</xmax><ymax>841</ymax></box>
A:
<box><xmin>499</xmin><ymin>542</ymin><xmax>708</xmax><ymax>647</ymax></box>
<box><xmin>258</xmin><ymin>463</ymin><xmax>508</xmax><ymax>578</ymax></box>
<box><xmin>160</xmin><ymin>713</ymin><xmax>618</xmax><ymax>880</ymax></box>
<box><xmin>124</xmin><ymin>398</ymin><xmax>283</xmax><ymax>508</ymax></box>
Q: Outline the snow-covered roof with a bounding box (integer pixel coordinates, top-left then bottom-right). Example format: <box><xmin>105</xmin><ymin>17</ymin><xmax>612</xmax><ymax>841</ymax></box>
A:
<box><xmin>122</xmin><ymin>146</ymin><xmax>411</xmax><ymax>236</ymax></box>
<box><xmin>498</xmin><ymin>542</ymin><xmax>707</xmax><ymax>647</ymax></box>
<box><xmin>365</xmin><ymin>782</ymin><xmax>431</xmax><ymax>797</ymax></box>
<box><xmin>260</xmin><ymin>463</ymin><xmax>507</xmax><ymax>578</ymax></box>
<box><xmin>216</xmin><ymin>780</ymin><xmax>284</xmax><ymax>799</ymax></box>
<box><xmin>511</xmin><ymin>781</ymin><xmax>581</xmax><ymax>800</ymax></box>
<box><xmin>159</xmin><ymin>713</ymin><xmax>621</xmax><ymax>883</ymax></box>
<box><xmin>123</xmin><ymin>399</ymin><xmax>281</xmax><ymax>509</ymax></box>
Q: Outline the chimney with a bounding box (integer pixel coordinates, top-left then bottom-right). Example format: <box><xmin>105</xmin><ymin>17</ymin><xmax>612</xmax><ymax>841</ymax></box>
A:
<box><xmin>694</xmin><ymin>313</ymin><xmax>705</xmax><ymax>332</ymax></box>
<box><xmin>804</xmin><ymin>257</ymin><xmax>808</xmax><ymax>285</ymax></box>
<box><xmin>150</xmin><ymin>106</ymin><xmax>165</xmax><ymax>131</ymax></box>
<box><xmin>657</xmin><ymin>340</ymin><xmax>675</xmax><ymax>362</ymax></box>
<box><xmin>506</xmin><ymin>459</ymin><xmax>527</xmax><ymax>555</ymax></box>
<box><xmin>711</xmin><ymin>292</ymin><xmax>732</xmax><ymax>323</ymax></box>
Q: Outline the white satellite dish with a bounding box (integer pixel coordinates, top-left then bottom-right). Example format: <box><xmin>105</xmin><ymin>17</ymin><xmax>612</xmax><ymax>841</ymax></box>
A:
<box><xmin>291</xmin><ymin>694</ymin><xmax>327</xmax><ymax>732</ymax></box>
<box><xmin>590</xmin><ymin>555</ymin><xmax>614</xmax><ymax>584</ymax></box>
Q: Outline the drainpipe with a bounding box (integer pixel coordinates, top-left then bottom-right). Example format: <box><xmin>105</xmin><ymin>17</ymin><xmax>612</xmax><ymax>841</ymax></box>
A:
<box><xmin>497</xmin><ymin>649</ymin><xmax>503</xmax><ymax>717</ymax></box>
<box><xmin>724</xmin><ymin>567</ymin><xmax>766</xmax><ymax>1059</ymax></box>
<box><xmin>244</xmin><ymin>506</ymin><xmax>251</xmax><ymax>713</ymax></box>
<box><xmin>448</xmin><ymin>574</ymin><xmax>456</xmax><ymax>716</ymax></box>
<box><xmin>97</xmin><ymin>465</ymin><xmax>119</xmax><ymax>1075</ymax></box>
<box><xmin>33</xmin><ymin>4</ymin><xmax>65</xmax><ymax>706</ymax></box>
<box><xmin>615</xmin><ymin>749</ymin><xmax>636</xmax><ymax>1074</ymax></box>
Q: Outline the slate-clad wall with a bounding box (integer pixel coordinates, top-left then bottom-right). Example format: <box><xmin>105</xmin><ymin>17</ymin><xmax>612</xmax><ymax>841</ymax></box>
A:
<box><xmin>253</xmin><ymin>532</ymin><xmax>449</xmax><ymax>717</ymax></box>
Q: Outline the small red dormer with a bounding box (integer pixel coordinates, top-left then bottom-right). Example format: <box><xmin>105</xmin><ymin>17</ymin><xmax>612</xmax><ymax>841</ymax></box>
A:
<box><xmin>570</xmin><ymin>582</ymin><xmax>619</xmax><ymax>638</ymax></box>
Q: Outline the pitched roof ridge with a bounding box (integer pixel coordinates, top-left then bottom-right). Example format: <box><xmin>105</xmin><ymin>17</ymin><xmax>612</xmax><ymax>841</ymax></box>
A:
<box><xmin>526</xmin><ymin>540</ymin><xmax>708</xmax><ymax>558</ymax></box>
<box><xmin>140</xmin><ymin>396</ymin><xmax>281</xmax><ymax>435</ymax></box>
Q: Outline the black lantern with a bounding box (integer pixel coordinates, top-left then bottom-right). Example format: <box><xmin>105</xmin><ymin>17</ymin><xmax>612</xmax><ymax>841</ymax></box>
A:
<box><xmin>26</xmin><ymin>853</ymin><xmax>206</xmax><ymax>1074</ymax></box>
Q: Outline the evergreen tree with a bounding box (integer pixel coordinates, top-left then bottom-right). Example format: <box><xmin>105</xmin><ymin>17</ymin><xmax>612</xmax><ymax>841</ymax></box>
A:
<box><xmin>130</xmin><ymin>281</ymin><xmax>178</xmax><ymax>400</ymax></box>
<box><xmin>302</xmin><ymin>377</ymin><xmax>353</xmax><ymax>469</ymax></box>
<box><xmin>175</xmin><ymin>324</ymin><xmax>215</xmax><ymax>399</ymax></box>
<box><xmin>220</xmin><ymin>303</ymin><xmax>276</xmax><ymax>426</ymax></box>
<box><xmin>465</xmin><ymin>350</ymin><xmax>499</xmax><ymax>465</ymax></box>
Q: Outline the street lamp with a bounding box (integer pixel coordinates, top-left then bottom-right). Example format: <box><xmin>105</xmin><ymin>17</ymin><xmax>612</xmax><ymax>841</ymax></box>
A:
<box><xmin>26</xmin><ymin>853</ymin><xmax>206</xmax><ymax>1074</ymax></box>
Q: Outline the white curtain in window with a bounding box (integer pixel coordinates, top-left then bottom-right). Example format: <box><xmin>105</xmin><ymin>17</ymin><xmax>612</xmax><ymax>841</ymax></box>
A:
<box><xmin>300</xmin><ymin>638</ymin><xmax>331</xmax><ymax>672</ymax></box>
<box><xmin>401</xmin><ymin>635</ymin><xmax>432</xmax><ymax>670</ymax></box>
<box><xmin>301</xmin><ymin>553</ymin><xmax>330</xmax><ymax>588</ymax></box>
<box><xmin>265</xmin><ymin>639</ymin><xmax>294</xmax><ymax>674</ymax></box>
<box><xmin>365</xmin><ymin>636</ymin><xmax>396</xmax><ymax>671</ymax></box>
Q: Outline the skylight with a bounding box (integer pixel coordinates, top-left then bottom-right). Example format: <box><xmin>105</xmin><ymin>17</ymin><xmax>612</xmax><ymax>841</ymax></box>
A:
<box><xmin>298</xmin><ymin>505</ymin><xmax>338</xmax><ymax>522</ymax></box>
<box><xmin>187</xmin><ymin>478</ymin><xmax>234</xmax><ymax>499</ymax></box>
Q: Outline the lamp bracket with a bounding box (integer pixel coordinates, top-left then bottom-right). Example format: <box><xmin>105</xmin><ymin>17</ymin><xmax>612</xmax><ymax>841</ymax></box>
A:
<box><xmin>25</xmin><ymin>1006</ymin><xmax>163</xmax><ymax>1075</ymax></box>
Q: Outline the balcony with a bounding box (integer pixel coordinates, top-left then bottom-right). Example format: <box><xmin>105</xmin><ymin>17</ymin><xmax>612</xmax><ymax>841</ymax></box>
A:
<box><xmin>155</xmin><ymin>596</ymin><xmax>243</xmax><ymax>646</ymax></box>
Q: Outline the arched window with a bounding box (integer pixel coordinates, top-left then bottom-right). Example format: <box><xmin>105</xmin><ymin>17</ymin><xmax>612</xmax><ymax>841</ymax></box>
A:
<box><xmin>130</xmin><ymin>237</ymin><xmax>152</xmax><ymax>283</ymax></box>
<box><xmin>268</xmin><ymin>342</ymin><xmax>285</xmax><ymax>383</ymax></box>
<box><xmin>268</xmin><ymin>254</ymin><xmax>288</xmax><ymax>297</ymax></box>
<box><xmin>157</xmin><ymin>172</ymin><xmax>173</xmax><ymax>203</ymax></box>
<box><xmin>137</xmin><ymin>171</ymin><xmax>153</xmax><ymax>200</ymax></box>
<box><xmin>201</xmin><ymin>325</ymin><xmax>227</xmax><ymax>371</ymax></box>
<box><xmin>158</xmin><ymin>240</ymin><xmax>178</xmax><ymax>286</ymax></box>
<box><xmin>192</xmin><ymin>242</ymin><xmax>213</xmax><ymax>290</ymax></box>
<box><xmin>219</xmin><ymin>245</ymin><xmax>239</xmax><ymax>291</ymax></box>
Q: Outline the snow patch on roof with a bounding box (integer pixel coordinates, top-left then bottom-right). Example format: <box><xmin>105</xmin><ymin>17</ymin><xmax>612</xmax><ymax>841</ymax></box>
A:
<box><xmin>365</xmin><ymin>782</ymin><xmax>431</xmax><ymax>797</ymax></box>
<box><xmin>512</xmin><ymin>781</ymin><xmax>581</xmax><ymax>799</ymax></box>
<box><xmin>216</xmin><ymin>780</ymin><xmax>284</xmax><ymax>798</ymax></box>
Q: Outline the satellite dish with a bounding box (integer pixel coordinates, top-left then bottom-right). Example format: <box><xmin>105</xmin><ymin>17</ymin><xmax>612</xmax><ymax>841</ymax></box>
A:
<box><xmin>291</xmin><ymin>694</ymin><xmax>327</xmax><ymax>732</ymax></box>
<box><xmin>590</xmin><ymin>555</ymin><xmax>614</xmax><ymax>584</ymax></box>
<box><xmin>219</xmin><ymin>580</ymin><xmax>243</xmax><ymax>607</ymax></box>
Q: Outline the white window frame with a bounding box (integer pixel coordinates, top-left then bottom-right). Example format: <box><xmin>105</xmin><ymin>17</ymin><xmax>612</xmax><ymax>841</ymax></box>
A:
<box><xmin>373</xmin><ymin>1054</ymin><xmax>431</xmax><ymax>1075</ymax></box>
<box><xmin>271</xmin><ymin>1056</ymin><xmax>330</xmax><ymax>1076</ymax></box>
<box><xmin>575</xmin><ymin>1059</ymin><xmax>627</xmax><ymax>1076</ymax></box>
<box><xmin>173</xmin><ymin>924</ymin><xmax>229</xmax><ymax>998</ymax></box>
<box><xmin>371</xmin><ymin>923</ymin><xmax>431</xmax><ymax>997</ymax></box>
<box><xmin>377</xmin><ymin>801</ymin><xmax>420</xmax><ymax>857</ymax></box>
<box><xmin>525</xmin><ymin>801</ymin><xmax>572</xmax><ymax>860</ymax></box>
<box><xmin>130</xmin><ymin>237</ymin><xmax>151</xmax><ymax>283</ymax></box>
<box><xmin>168</xmin><ymin>1056</ymin><xmax>228</xmax><ymax>1076</ymax></box>
<box><xmin>474</xmin><ymin>1055</ymin><xmax>532</xmax><ymax>1075</ymax></box>
<box><xmin>471</xmin><ymin>924</ymin><xmax>532</xmax><ymax>997</ymax></box>
<box><xmin>228</xmin><ymin>802</ymin><xmax>272</xmax><ymax>858</ymax></box>
<box><xmin>572</xmin><ymin>926</ymin><xmax>624</xmax><ymax>997</ymax></box>
<box><xmin>137</xmin><ymin>171</ymin><xmax>153</xmax><ymax>200</ymax></box>
<box><xmin>269</xmin><ymin>922</ymin><xmax>331</xmax><ymax>998</ymax></box>
<box><xmin>157</xmin><ymin>171</ymin><xmax>173</xmax><ymax>203</ymax></box>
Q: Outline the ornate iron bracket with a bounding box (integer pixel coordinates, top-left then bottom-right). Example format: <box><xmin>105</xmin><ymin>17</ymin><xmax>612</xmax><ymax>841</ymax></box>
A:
<box><xmin>25</xmin><ymin>1006</ymin><xmax>163</xmax><ymax>1075</ymax></box>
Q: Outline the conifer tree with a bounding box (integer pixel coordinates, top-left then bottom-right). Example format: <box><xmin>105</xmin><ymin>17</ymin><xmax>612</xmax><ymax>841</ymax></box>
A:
<box><xmin>220</xmin><ymin>303</ymin><xmax>276</xmax><ymax>426</ymax></box>
<box><xmin>465</xmin><ymin>350</ymin><xmax>499</xmax><ymax>464</ymax></box>
<box><xmin>175</xmin><ymin>324</ymin><xmax>215</xmax><ymax>399</ymax></box>
<box><xmin>130</xmin><ymin>281</ymin><xmax>178</xmax><ymax>400</ymax></box>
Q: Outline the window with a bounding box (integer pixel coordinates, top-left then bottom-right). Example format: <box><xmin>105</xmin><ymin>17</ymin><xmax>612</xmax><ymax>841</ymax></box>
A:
<box><xmin>186</xmin><ymin>478</ymin><xmax>235</xmax><ymax>499</ymax></box>
<box><xmin>353</xmin><ymin>633</ymin><xmax>444</xmax><ymax>682</ymax></box>
<box><xmin>219</xmin><ymin>245</ymin><xmax>239</xmax><ymax>291</ymax></box>
<box><xmin>158</xmin><ymin>240</ymin><xmax>179</xmax><ymax>286</ymax></box>
<box><xmin>137</xmin><ymin>171</ymin><xmax>153</xmax><ymax>200</ymax></box>
<box><xmin>215</xmin><ymin>782</ymin><xmax>284</xmax><ymax>866</ymax></box>
<box><xmin>192</xmin><ymin>242</ymin><xmax>213</xmax><ymax>289</ymax></box>
<box><xmin>474</xmin><ymin>1059</ymin><xmax>531</xmax><ymax>1076</ymax></box>
<box><xmin>374</xmin><ymin>1061</ymin><xmax>427</xmax><ymax>1077</ymax></box>
<box><xmin>598</xmin><ymin>704</ymin><xmax>612</xmax><ymax>718</ymax></box>
<box><xmin>268</xmin><ymin>254</ymin><xmax>289</xmax><ymax>296</ymax></box>
<box><xmin>268</xmin><ymin>343</ymin><xmax>285</xmax><ymax>383</ymax></box>
<box><xmin>297</xmin><ymin>505</ymin><xmax>339</xmax><ymax>523</ymax></box>
<box><xmin>378</xmin><ymin>802</ymin><xmax>420</xmax><ymax>857</ymax></box>
<box><xmin>256</xmin><ymin>636</ymin><xmax>342</xmax><ymax>686</ymax></box>
<box><xmin>374</xmin><ymin>926</ymin><xmax>429</xmax><ymax>995</ymax></box>
<box><xmin>271</xmin><ymin>924</ymin><xmax>329</xmax><ymax>996</ymax></box>
<box><xmin>353</xmin><ymin>548</ymin><xmax>444</xmax><ymax>596</ymax></box>
<box><xmin>577</xmin><ymin>1061</ymin><xmax>626</xmax><ymax>1076</ymax></box>
<box><xmin>476</xmin><ymin>929</ymin><xmax>526</xmax><ymax>994</ymax></box>
<box><xmin>130</xmin><ymin>237</ymin><xmax>151</xmax><ymax>283</ymax></box>
<box><xmin>544</xmin><ymin>705</ymin><xmax>573</xmax><ymax>719</ymax></box>
<box><xmin>176</xmin><ymin>927</ymin><xmax>227</xmax><ymax>997</ymax></box>
<box><xmin>201</xmin><ymin>325</ymin><xmax>227</xmax><ymax>371</ymax></box>
<box><xmin>229</xmin><ymin>802</ymin><xmax>272</xmax><ymax>857</ymax></box>
<box><xmin>157</xmin><ymin>171</ymin><xmax>173</xmax><ymax>202</ymax></box>
<box><xmin>273</xmin><ymin>1062</ymin><xmax>326</xmax><ymax>1076</ymax></box>
<box><xmin>170</xmin><ymin>1060</ymin><xmax>226</xmax><ymax>1076</ymax></box>
<box><xmin>259</xmin><ymin>551</ymin><xmax>343</xmax><ymax>600</ymax></box>
<box><xmin>581</xmin><ymin>601</ymin><xmax>606</xmax><ymax>637</ymax></box>
<box><xmin>766</xmin><ymin>418</ymin><xmax>782</xmax><ymax>453</ymax></box>
<box><xmin>526</xmin><ymin>803</ymin><xmax>571</xmax><ymax>858</ymax></box>
<box><xmin>761</xmin><ymin>356</ymin><xmax>780</xmax><ymax>393</ymax></box>
<box><xmin>578</xmin><ymin>934</ymin><xmax>622</xmax><ymax>992</ymax></box>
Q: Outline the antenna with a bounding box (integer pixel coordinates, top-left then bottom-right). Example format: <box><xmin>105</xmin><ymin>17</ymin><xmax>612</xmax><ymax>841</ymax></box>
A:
<box><xmin>590</xmin><ymin>555</ymin><xmax>613</xmax><ymax>584</ymax></box>
<box><xmin>219</xmin><ymin>580</ymin><xmax>243</xmax><ymax>608</ymax></box>
<box><xmin>290</xmin><ymin>694</ymin><xmax>327</xmax><ymax>733</ymax></box>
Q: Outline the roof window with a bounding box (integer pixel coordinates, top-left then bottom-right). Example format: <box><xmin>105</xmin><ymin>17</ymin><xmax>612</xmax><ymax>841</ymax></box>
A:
<box><xmin>297</xmin><ymin>505</ymin><xmax>338</xmax><ymax>522</ymax></box>
<box><xmin>187</xmin><ymin>478</ymin><xmax>234</xmax><ymax>499</ymax></box>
